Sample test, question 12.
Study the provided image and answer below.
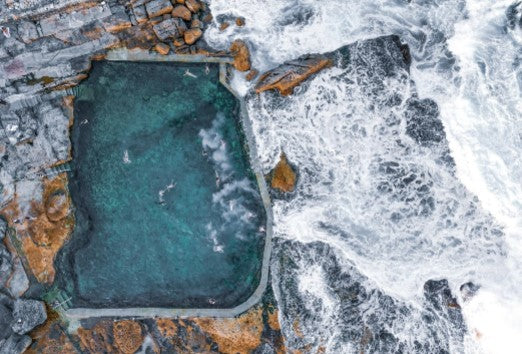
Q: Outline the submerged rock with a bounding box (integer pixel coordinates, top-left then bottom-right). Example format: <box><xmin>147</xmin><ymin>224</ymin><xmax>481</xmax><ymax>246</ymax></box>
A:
<box><xmin>229</xmin><ymin>39</ymin><xmax>251</xmax><ymax>72</ymax></box>
<box><xmin>268</xmin><ymin>153</ymin><xmax>297</xmax><ymax>193</ymax></box>
<box><xmin>255</xmin><ymin>54</ymin><xmax>332</xmax><ymax>95</ymax></box>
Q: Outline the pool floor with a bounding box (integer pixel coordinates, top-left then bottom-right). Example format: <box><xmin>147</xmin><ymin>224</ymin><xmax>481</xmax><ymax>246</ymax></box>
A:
<box><xmin>56</xmin><ymin>61</ymin><xmax>266</xmax><ymax>308</ymax></box>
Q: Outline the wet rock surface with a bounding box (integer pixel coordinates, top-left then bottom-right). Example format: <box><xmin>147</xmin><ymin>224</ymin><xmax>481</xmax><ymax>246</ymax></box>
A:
<box><xmin>268</xmin><ymin>152</ymin><xmax>297</xmax><ymax>194</ymax></box>
<box><xmin>229</xmin><ymin>39</ymin><xmax>251</xmax><ymax>72</ymax></box>
<box><xmin>272</xmin><ymin>240</ymin><xmax>466</xmax><ymax>353</ymax></box>
<box><xmin>255</xmin><ymin>54</ymin><xmax>332</xmax><ymax>95</ymax></box>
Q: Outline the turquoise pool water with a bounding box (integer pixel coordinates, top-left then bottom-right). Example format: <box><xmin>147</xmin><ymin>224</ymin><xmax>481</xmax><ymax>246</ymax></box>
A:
<box><xmin>57</xmin><ymin>61</ymin><xmax>265</xmax><ymax>308</ymax></box>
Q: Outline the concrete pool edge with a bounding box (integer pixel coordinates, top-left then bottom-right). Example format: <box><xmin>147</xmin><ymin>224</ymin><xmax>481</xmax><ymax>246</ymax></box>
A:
<box><xmin>63</xmin><ymin>48</ymin><xmax>274</xmax><ymax>321</ymax></box>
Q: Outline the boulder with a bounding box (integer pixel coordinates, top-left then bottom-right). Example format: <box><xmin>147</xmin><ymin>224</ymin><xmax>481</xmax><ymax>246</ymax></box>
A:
<box><xmin>0</xmin><ymin>333</ymin><xmax>32</xmax><ymax>354</ymax></box>
<box><xmin>235</xmin><ymin>17</ymin><xmax>245</xmax><ymax>26</ymax></box>
<box><xmin>172</xmin><ymin>5</ymin><xmax>192</xmax><ymax>21</ymax></box>
<box><xmin>154</xmin><ymin>43</ymin><xmax>170</xmax><ymax>55</ymax></box>
<box><xmin>255</xmin><ymin>54</ymin><xmax>332</xmax><ymax>95</ymax></box>
<box><xmin>184</xmin><ymin>28</ymin><xmax>202</xmax><ymax>45</ymax></box>
<box><xmin>153</xmin><ymin>18</ymin><xmax>187</xmax><ymax>41</ymax></box>
<box><xmin>132</xmin><ymin>5</ymin><xmax>148</xmax><ymax>24</ymax></box>
<box><xmin>145</xmin><ymin>0</ymin><xmax>174</xmax><ymax>18</ymax></box>
<box><xmin>173</xmin><ymin>38</ymin><xmax>185</xmax><ymax>47</ymax></box>
<box><xmin>191</xmin><ymin>18</ymin><xmax>203</xmax><ymax>29</ymax></box>
<box><xmin>229</xmin><ymin>40</ymin><xmax>251</xmax><ymax>72</ymax></box>
<box><xmin>185</xmin><ymin>0</ymin><xmax>202</xmax><ymax>13</ymax></box>
<box><xmin>11</xmin><ymin>299</ymin><xmax>47</xmax><ymax>335</ymax></box>
<box><xmin>219</xmin><ymin>22</ymin><xmax>229</xmax><ymax>31</ymax></box>
<box><xmin>269</xmin><ymin>153</ymin><xmax>297</xmax><ymax>193</ymax></box>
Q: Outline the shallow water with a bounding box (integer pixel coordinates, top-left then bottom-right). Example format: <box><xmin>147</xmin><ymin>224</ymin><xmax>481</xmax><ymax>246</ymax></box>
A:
<box><xmin>57</xmin><ymin>61</ymin><xmax>265</xmax><ymax>308</ymax></box>
<box><xmin>206</xmin><ymin>0</ymin><xmax>521</xmax><ymax>352</ymax></box>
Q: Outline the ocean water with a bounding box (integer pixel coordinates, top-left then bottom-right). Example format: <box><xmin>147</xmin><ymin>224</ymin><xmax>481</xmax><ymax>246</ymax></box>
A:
<box><xmin>57</xmin><ymin>61</ymin><xmax>266</xmax><ymax>308</ymax></box>
<box><xmin>206</xmin><ymin>0</ymin><xmax>522</xmax><ymax>352</ymax></box>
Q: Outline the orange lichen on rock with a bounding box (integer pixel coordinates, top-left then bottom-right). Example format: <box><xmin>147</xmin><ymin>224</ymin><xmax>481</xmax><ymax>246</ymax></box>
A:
<box><xmin>154</xmin><ymin>42</ymin><xmax>170</xmax><ymax>55</ymax></box>
<box><xmin>269</xmin><ymin>153</ymin><xmax>297</xmax><ymax>193</ymax></box>
<box><xmin>219</xmin><ymin>21</ymin><xmax>230</xmax><ymax>31</ymax></box>
<box><xmin>245</xmin><ymin>69</ymin><xmax>258</xmax><ymax>81</ymax></box>
<box><xmin>21</xmin><ymin>174</ymin><xmax>74</xmax><ymax>283</ymax></box>
<box><xmin>184</xmin><ymin>28</ymin><xmax>202</xmax><ymax>45</ymax></box>
<box><xmin>292</xmin><ymin>319</ymin><xmax>304</xmax><ymax>338</ymax></box>
<box><xmin>25</xmin><ymin>306</ymin><xmax>75</xmax><ymax>354</ymax></box>
<box><xmin>113</xmin><ymin>320</ymin><xmax>144</xmax><ymax>354</ymax></box>
<box><xmin>194</xmin><ymin>306</ymin><xmax>264</xmax><ymax>354</ymax></box>
<box><xmin>267</xmin><ymin>309</ymin><xmax>281</xmax><ymax>331</ymax></box>
<box><xmin>118</xmin><ymin>23</ymin><xmax>159</xmax><ymax>50</ymax></box>
<box><xmin>229</xmin><ymin>39</ymin><xmax>251</xmax><ymax>72</ymax></box>
<box><xmin>255</xmin><ymin>55</ymin><xmax>332</xmax><ymax>96</ymax></box>
<box><xmin>172</xmin><ymin>5</ymin><xmax>192</xmax><ymax>21</ymax></box>
<box><xmin>156</xmin><ymin>319</ymin><xmax>178</xmax><ymax>338</ymax></box>
<box><xmin>77</xmin><ymin>321</ymin><xmax>114</xmax><ymax>353</ymax></box>
<box><xmin>235</xmin><ymin>17</ymin><xmax>245</xmax><ymax>26</ymax></box>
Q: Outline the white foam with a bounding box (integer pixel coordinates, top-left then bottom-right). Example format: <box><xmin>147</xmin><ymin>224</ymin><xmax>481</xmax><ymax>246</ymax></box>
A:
<box><xmin>207</xmin><ymin>0</ymin><xmax>522</xmax><ymax>351</ymax></box>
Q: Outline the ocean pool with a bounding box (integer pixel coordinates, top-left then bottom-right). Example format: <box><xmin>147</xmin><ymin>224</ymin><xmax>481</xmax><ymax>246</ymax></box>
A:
<box><xmin>56</xmin><ymin>61</ymin><xmax>266</xmax><ymax>308</ymax></box>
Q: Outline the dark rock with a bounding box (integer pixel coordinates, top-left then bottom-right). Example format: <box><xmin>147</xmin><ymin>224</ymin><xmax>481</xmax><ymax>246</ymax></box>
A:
<box><xmin>460</xmin><ymin>282</ymin><xmax>480</xmax><ymax>301</ymax></box>
<box><xmin>0</xmin><ymin>333</ymin><xmax>32</xmax><ymax>354</ymax></box>
<box><xmin>153</xmin><ymin>18</ymin><xmax>187</xmax><ymax>41</ymax></box>
<box><xmin>0</xmin><ymin>244</ymin><xmax>12</xmax><ymax>287</ymax></box>
<box><xmin>11</xmin><ymin>299</ymin><xmax>47</xmax><ymax>335</ymax></box>
<box><xmin>145</xmin><ymin>0</ymin><xmax>174</xmax><ymax>18</ymax></box>
<box><xmin>404</xmin><ymin>98</ymin><xmax>445</xmax><ymax>145</ymax></box>
<box><xmin>0</xmin><ymin>303</ymin><xmax>13</xmax><ymax>340</ymax></box>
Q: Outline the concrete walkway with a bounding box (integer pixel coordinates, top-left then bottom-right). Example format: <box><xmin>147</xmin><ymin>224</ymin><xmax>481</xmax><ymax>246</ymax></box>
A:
<box><xmin>64</xmin><ymin>48</ymin><xmax>273</xmax><ymax>321</ymax></box>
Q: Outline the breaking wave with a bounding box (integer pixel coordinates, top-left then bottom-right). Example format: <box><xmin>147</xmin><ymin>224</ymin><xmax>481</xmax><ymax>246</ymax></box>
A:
<box><xmin>206</xmin><ymin>0</ymin><xmax>522</xmax><ymax>352</ymax></box>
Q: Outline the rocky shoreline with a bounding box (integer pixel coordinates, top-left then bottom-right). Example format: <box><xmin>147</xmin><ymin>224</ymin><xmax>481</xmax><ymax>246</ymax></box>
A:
<box><xmin>0</xmin><ymin>0</ymin><xmax>337</xmax><ymax>351</ymax></box>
